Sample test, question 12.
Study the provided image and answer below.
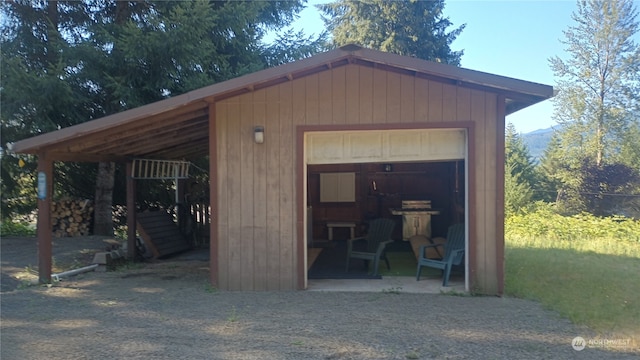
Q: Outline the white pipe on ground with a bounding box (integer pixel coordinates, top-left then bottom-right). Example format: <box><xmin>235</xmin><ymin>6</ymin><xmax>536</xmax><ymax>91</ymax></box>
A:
<box><xmin>51</xmin><ymin>264</ymin><xmax>99</xmax><ymax>281</ymax></box>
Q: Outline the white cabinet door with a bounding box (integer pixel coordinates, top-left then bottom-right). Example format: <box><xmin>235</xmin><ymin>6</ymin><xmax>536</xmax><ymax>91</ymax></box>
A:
<box><xmin>319</xmin><ymin>172</ymin><xmax>355</xmax><ymax>202</ymax></box>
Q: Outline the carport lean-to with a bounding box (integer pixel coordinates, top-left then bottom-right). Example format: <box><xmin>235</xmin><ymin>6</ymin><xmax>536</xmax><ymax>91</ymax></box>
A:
<box><xmin>11</xmin><ymin>44</ymin><xmax>553</xmax><ymax>294</ymax></box>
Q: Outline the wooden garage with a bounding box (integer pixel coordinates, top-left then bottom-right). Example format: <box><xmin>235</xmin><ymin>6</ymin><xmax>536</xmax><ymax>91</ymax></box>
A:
<box><xmin>12</xmin><ymin>45</ymin><xmax>553</xmax><ymax>295</ymax></box>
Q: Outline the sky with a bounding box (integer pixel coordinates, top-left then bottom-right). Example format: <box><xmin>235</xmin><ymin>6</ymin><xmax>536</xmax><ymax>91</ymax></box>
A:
<box><xmin>280</xmin><ymin>0</ymin><xmax>640</xmax><ymax>134</ymax></box>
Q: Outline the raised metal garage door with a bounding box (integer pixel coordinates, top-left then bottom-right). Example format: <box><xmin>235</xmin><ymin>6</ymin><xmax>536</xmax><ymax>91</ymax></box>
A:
<box><xmin>305</xmin><ymin>128</ymin><xmax>466</xmax><ymax>164</ymax></box>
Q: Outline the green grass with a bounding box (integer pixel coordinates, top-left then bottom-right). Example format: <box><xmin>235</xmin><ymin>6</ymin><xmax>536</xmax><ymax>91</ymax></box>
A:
<box><xmin>377</xmin><ymin>252</ymin><xmax>417</xmax><ymax>276</ymax></box>
<box><xmin>0</xmin><ymin>220</ymin><xmax>36</xmax><ymax>236</ymax></box>
<box><xmin>375</xmin><ymin>251</ymin><xmax>442</xmax><ymax>278</ymax></box>
<box><xmin>505</xmin><ymin>232</ymin><xmax>640</xmax><ymax>342</ymax></box>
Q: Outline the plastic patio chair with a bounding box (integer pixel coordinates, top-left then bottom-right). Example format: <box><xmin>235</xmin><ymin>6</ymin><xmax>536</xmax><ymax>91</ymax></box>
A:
<box><xmin>416</xmin><ymin>223</ymin><xmax>465</xmax><ymax>286</ymax></box>
<box><xmin>345</xmin><ymin>218</ymin><xmax>396</xmax><ymax>277</ymax></box>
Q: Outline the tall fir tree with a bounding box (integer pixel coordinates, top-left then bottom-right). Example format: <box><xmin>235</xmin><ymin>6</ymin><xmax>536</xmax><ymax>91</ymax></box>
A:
<box><xmin>537</xmin><ymin>131</ymin><xmax>566</xmax><ymax>203</ymax></box>
<box><xmin>1</xmin><ymin>1</ymin><xmax>95</xmax><ymax>219</ymax></box>
<box><xmin>1</xmin><ymin>1</ymin><xmax>322</xmax><ymax>230</ymax></box>
<box><xmin>319</xmin><ymin>0</ymin><xmax>464</xmax><ymax>65</ymax></box>
<box><xmin>504</xmin><ymin>123</ymin><xmax>538</xmax><ymax>215</ymax></box>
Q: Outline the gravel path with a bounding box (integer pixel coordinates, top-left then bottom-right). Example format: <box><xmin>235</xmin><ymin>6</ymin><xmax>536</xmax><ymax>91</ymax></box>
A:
<box><xmin>1</xmin><ymin>236</ymin><xmax>637</xmax><ymax>359</ymax></box>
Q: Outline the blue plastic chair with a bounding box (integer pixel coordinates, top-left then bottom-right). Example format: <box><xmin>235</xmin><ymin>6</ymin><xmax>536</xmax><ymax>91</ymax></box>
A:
<box><xmin>345</xmin><ymin>218</ymin><xmax>395</xmax><ymax>276</ymax></box>
<box><xmin>416</xmin><ymin>223</ymin><xmax>465</xmax><ymax>286</ymax></box>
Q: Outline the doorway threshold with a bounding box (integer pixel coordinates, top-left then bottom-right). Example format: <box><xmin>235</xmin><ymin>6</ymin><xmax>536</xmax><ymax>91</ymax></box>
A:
<box><xmin>306</xmin><ymin>276</ymin><xmax>465</xmax><ymax>294</ymax></box>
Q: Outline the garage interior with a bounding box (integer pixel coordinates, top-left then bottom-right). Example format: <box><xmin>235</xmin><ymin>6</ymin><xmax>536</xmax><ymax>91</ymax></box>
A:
<box><xmin>306</xmin><ymin>159</ymin><xmax>466</xmax><ymax>278</ymax></box>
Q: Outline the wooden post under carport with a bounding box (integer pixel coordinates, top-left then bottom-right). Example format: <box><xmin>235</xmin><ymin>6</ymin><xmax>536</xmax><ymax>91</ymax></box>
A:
<box><xmin>126</xmin><ymin>162</ymin><xmax>137</xmax><ymax>260</ymax></box>
<box><xmin>208</xmin><ymin>101</ymin><xmax>218</xmax><ymax>288</ymax></box>
<box><xmin>36</xmin><ymin>153</ymin><xmax>53</xmax><ymax>283</ymax></box>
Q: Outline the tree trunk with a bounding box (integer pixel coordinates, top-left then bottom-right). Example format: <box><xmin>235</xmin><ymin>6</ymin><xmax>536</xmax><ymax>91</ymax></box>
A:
<box><xmin>45</xmin><ymin>1</ymin><xmax>60</xmax><ymax>67</ymax></box>
<box><xmin>93</xmin><ymin>161</ymin><xmax>115</xmax><ymax>235</ymax></box>
<box><xmin>91</xmin><ymin>2</ymin><xmax>132</xmax><ymax>237</ymax></box>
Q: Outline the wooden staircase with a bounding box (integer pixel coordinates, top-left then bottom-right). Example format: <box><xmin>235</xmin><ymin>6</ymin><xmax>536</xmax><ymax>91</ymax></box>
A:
<box><xmin>136</xmin><ymin>210</ymin><xmax>192</xmax><ymax>259</ymax></box>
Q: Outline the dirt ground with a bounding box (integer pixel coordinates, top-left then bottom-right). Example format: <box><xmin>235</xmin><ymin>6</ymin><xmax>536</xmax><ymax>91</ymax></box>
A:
<box><xmin>1</xmin><ymin>236</ymin><xmax>638</xmax><ymax>359</ymax></box>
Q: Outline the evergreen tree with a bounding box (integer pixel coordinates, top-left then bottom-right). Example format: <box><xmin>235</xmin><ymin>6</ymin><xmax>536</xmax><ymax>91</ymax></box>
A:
<box><xmin>1</xmin><ymin>1</ymin><xmax>94</xmax><ymax>220</ymax></box>
<box><xmin>320</xmin><ymin>0</ymin><xmax>464</xmax><ymax>65</ymax></box>
<box><xmin>504</xmin><ymin>164</ymin><xmax>534</xmax><ymax>216</ymax></box>
<box><xmin>537</xmin><ymin>131</ymin><xmax>566</xmax><ymax>203</ymax></box>
<box><xmin>1</xmin><ymin>1</ymin><xmax>322</xmax><ymax>229</ymax></box>
<box><xmin>504</xmin><ymin>123</ymin><xmax>537</xmax><ymax>214</ymax></box>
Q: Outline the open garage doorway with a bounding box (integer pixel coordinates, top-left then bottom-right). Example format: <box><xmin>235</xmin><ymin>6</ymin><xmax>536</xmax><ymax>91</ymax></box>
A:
<box><xmin>301</xmin><ymin>128</ymin><xmax>469</xmax><ymax>291</ymax></box>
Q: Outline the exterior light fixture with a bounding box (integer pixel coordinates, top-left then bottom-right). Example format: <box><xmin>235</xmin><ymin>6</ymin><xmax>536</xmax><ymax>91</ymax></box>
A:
<box><xmin>254</xmin><ymin>126</ymin><xmax>264</xmax><ymax>144</ymax></box>
<box><xmin>384</xmin><ymin>164</ymin><xmax>393</xmax><ymax>172</ymax></box>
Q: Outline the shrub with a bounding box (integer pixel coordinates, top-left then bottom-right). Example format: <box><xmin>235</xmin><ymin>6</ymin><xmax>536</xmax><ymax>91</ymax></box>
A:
<box><xmin>506</xmin><ymin>202</ymin><xmax>640</xmax><ymax>243</ymax></box>
<box><xmin>0</xmin><ymin>221</ymin><xmax>36</xmax><ymax>237</ymax></box>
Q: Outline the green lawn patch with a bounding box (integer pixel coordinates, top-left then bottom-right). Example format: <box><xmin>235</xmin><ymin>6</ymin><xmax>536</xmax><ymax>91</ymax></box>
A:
<box><xmin>506</xmin><ymin>234</ymin><xmax>640</xmax><ymax>343</ymax></box>
<box><xmin>376</xmin><ymin>251</ymin><xmax>441</xmax><ymax>278</ymax></box>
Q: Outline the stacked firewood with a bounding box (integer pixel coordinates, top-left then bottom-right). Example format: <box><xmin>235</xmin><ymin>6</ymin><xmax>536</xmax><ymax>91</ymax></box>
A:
<box><xmin>51</xmin><ymin>199</ymin><xmax>93</xmax><ymax>237</ymax></box>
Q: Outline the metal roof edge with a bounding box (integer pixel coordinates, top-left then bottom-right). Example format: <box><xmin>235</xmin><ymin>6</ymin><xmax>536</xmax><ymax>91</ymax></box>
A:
<box><xmin>347</xmin><ymin>45</ymin><xmax>553</xmax><ymax>99</ymax></box>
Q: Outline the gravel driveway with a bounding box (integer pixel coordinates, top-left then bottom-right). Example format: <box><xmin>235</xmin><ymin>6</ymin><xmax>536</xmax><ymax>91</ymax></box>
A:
<box><xmin>1</xmin><ymin>236</ymin><xmax>637</xmax><ymax>359</ymax></box>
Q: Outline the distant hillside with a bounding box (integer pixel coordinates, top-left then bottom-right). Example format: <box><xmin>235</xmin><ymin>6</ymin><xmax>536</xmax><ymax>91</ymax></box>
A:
<box><xmin>522</xmin><ymin>127</ymin><xmax>555</xmax><ymax>162</ymax></box>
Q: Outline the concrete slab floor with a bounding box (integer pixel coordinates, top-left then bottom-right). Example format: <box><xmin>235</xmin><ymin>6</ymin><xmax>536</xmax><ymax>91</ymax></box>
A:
<box><xmin>306</xmin><ymin>276</ymin><xmax>466</xmax><ymax>294</ymax></box>
<box><xmin>169</xmin><ymin>249</ymin><xmax>467</xmax><ymax>294</ymax></box>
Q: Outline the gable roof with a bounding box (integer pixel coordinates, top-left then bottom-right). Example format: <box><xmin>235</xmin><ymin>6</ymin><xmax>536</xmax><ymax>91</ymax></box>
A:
<box><xmin>11</xmin><ymin>44</ymin><xmax>553</xmax><ymax>162</ymax></box>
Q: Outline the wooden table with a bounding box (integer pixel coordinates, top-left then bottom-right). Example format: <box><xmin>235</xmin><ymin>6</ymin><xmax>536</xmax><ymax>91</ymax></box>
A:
<box><xmin>326</xmin><ymin>221</ymin><xmax>357</xmax><ymax>241</ymax></box>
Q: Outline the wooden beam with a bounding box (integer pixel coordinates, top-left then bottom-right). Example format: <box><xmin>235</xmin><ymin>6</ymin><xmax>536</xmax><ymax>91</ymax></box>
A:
<box><xmin>153</xmin><ymin>143</ymin><xmax>209</xmax><ymax>160</ymax></box>
<box><xmin>36</xmin><ymin>153</ymin><xmax>53</xmax><ymax>283</ymax></box>
<box><xmin>17</xmin><ymin>101</ymin><xmax>209</xmax><ymax>156</ymax></box>
<box><xmin>46</xmin><ymin>152</ymin><xmax>129</xmax><ymax>163</ymax></box>
<box><xmin>296</xmin><ymin>126</ymin><xmax>306</xmax><ymax>290</ymax></box>
<box><xmin>66</xmin><ymin>108</ymin><xmax>209</xmax><ymax>153</ymax></box>
<box><xmin>467</xmin><ymin>124</ymin><xmax>477</xmax><ymax>293</ymax></box>
<box><xmin>126</xmin><ymin>162</ymin><xmax>137</xmax><ymax>260</ymax></box>
<box><xmin>208</xmin><ymin>102</ymin><xmax>219</xmax><ymax>288</ymax></box>
<box><xmin>134</xmin><ymin>134</ymin><xmax>209</xmax><ymax>158</ymax></box>
<box><xmin>90</xmin><ymin>116</ymin><xmax>208</xmax><ymax>154</ymax></box>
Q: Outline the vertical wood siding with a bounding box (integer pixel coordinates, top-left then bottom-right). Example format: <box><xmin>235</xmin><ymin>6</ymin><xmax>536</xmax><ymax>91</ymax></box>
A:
<box><xmin>265</xmin><ymin>87</ymin><xmax>281</xmax><ymax>290</ymax></box>
<box><xmin>252</xmin><ymin>90</ymin><xmax>267</xmax><ymax>290</ymax></box>
<box><xmin>216</xmin><ymin>64</ymin><xmax>501</xmax><ymax>293</ymax></box>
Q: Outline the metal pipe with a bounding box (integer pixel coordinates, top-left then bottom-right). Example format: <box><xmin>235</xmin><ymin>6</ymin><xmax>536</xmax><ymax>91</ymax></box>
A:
<box><xmin>51</xmin><ymin>264</ymin><xmax>99</xmax><ymax>281</ymax></box>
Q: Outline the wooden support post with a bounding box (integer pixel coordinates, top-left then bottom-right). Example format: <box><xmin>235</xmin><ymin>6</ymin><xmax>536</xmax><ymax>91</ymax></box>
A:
<box><xmin>176</xmin><ymin>178</ymin><xmax>187</xmax><ymax>239</ymax></box>
<box><xmin>208</xmin><ymin>101</ymin><xmax>218</xmax><ymax>288</ymax></box>
<box><xmin>177</xmin><ymin>178</ymin><xmax>186</xmax><ymax>204</ymax></box>
<box><xmin>36</xmin><ymin>154</ymin><xmax>53</xmax><ymax>283</ymax></box>
<box><xmin>126</xmin><ymin>162</ymin><xmax>137</xmax><ymax>260</ymax></box>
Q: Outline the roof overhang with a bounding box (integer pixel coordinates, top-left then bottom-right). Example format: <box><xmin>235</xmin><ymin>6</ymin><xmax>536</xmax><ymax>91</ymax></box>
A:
<box><xmin>11</xmin><ymin>44</ymin><xmax>554</xmax><ymax>162</ymax></box>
